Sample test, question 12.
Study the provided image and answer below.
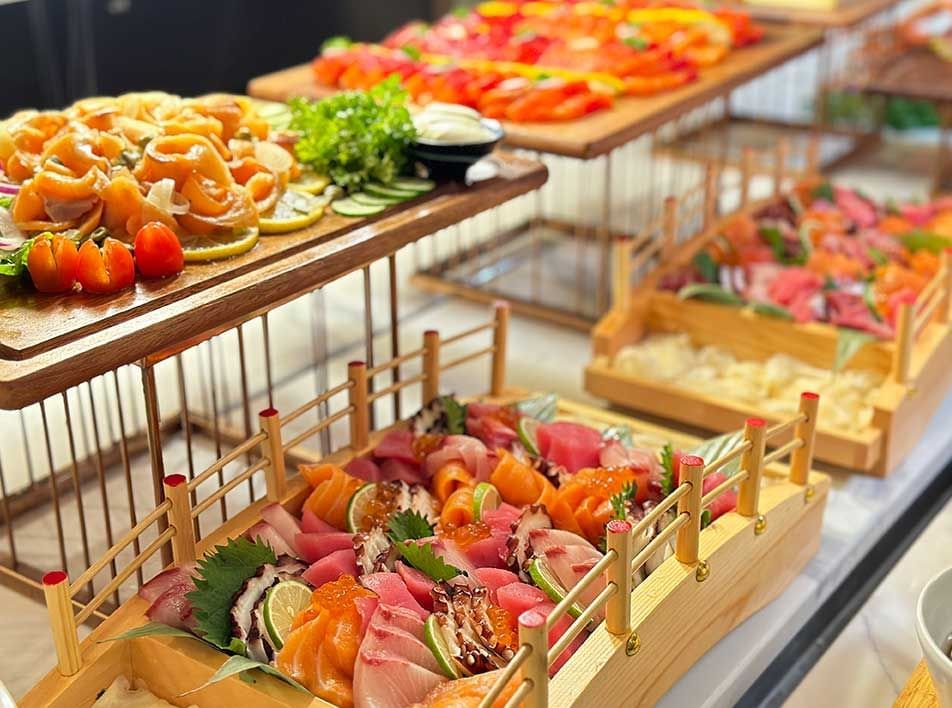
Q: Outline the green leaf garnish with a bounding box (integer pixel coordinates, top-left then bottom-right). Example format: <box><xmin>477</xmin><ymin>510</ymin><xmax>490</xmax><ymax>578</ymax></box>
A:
<box><xmin>0</xmin><ymin>195</ymin><xmax>12</xmax><ymax>210</ymax></box>
<box><xmin>99</xmin><ymin>621</ymin><xmax>196</xmax><ymax>643</ymax></box>
<box><xmin>811</xmin><ymin>182</ymin><xmax>835</xmax><ymax>203</ymax></box>
<box><xmin>677</xmin><ymin>283</ymin><xmax>745</xmax><ymax>306</ymax></box>
<box><xmin>186</xmin><ymin>538</ymin><xmax>277</xmax><ymax>649</ymax></box>
<box><xmin>321</xmin><ymin>36</ymin><xmax>352</xmax><ymax>53</ymax></box>
<box><xmin>692</xmin><ymin>251</ymin><xmax>719</xmax><ymax>283</ymax></box>
<box><xmin>833</xmin><ymin>327</ymin><xmax>875</xmax><ymax>372</ymax></box>
<box><xmin>601</xmin><ymin>424</ymin><xmax>633</xmax><ymax>448</ymax></box>
<box><xmin>610</xmin><ymin>481</ymin><xmax>637</xmax><ymax>521</ymax></box>
<box><xmin>900</xmin><ymin>231</ymin><xmax>952</xmax><ymax>254</ymax></box>
<box><xmin>868</xmin><ymin>246</ymin><xmax>888</xmax><ymax>265</ymax></box>
<box><xmin>401</xmin><ymin>44</ymin><xmax>422</xmax><ymax>61</ymax></box>
<box><xmin>700</xmin><ymin>509</ymin><xmax>712</xmax><ymax>529</ymax></box>
<box><xmin>442</xmin><ymin>395</ymin><xmax>468</xmax><ymax>435</ymax></box>
<box><xmin>180</xmin><ymin>654</ymin><xmax>309</xmax><ymax>696</ymax></box>
<box><xmin>394</xmin><ymin>541</ymin><xmax>463</xmax><ymax>582</ymax></box>
<box><xmin>623</xmin><ymin>36</ymin><xmax>648</xmax><ymax>51</ymax></box>
<box><xmin>387</xmin><ymin>509</ymin><xmax>434</xmax><ymax>542</ymax></box>
<box><xmin>659</xmin><ymin>443</ymin><xmax>675</xmax><ymax>496</ymax></box>
<box><xmin>515</xmin><ymin>393</ymin><xmax>558</xmax><ymax>423</ymax></box>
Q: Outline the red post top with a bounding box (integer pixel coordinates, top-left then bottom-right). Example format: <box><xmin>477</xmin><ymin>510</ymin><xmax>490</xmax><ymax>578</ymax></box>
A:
<box><xmin>801</xmin><ymin>391</ymin><xmax>820</xmax><ymax>400</ymax></box>
<box><xmin>43</xmin><ymin>570</ymin><xmax>68</xmax><ymax>586</ymax></box>
<box><xmin>746</xmin><ymin>417</ymin><xmax>766</xmax><ymax>427</ymax></box>
<box><xmin>164</xmin><ymin>473</ymin><xmax>187</xmax><ymax>487</ymax></box>
<box><xmin>518</xmin><ymin>608</ymin><xmax>547</xmax><ymax>629</ymax></box>
<box><xmin>259</xmin><ymin>407</ymin><xmax>278</xmax><ymax>418</ymax></box>
<box><xmin>348</xmin><ymin>360</ymin><xmax>366</xmax><ymax>367</ymax></box>
<box><xmin>679</xmin><ymin>454</ymin><xmax>704</xmax><ymax>467</ymax></box>
<box><xmin>607</xmin><ymin>519</ymin><xmax>632</xmax><ymax>534</ymax></box>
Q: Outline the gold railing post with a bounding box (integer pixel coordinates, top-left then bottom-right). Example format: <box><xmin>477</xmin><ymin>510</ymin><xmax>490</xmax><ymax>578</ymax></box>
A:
<box><xmin>790</xmin><ymin>393</ymin><xmax>820</xmax><ymax>486</ymax></box>
<box><xmin>612</xmin><ymin>237</ymin><xmax>634</xmax><ymax>310</ymax></box>
<box><xmin>703</xmin><ymin>164</ymin><xmax>720</xmax><ymax>231</ymax></box>
<box><xmin>740</xmin><ymin>147</ymin><xmax>755</xmax><ymax>208</ymax></box>
<box><xmin>348</xmin><ymin>361</ymin><xmax>370</xmax><ymax>450</ymax></box>
<box><xmin>518</xmin><ymin>609</ymin><xmax>549</xmax><ymax>708</ymax></box>
<box><xmin>773</xmin><ymin>138</ymin><xmax>788</xmax><ymax>197</ymax></box>
<box><xmin>491</xmin><ymin>302</ymin><xmax>510</xmax><ymax>397</ymax></box>
<box><xmin>891</xmin><ymin>302</ymin><xmax>914</xmax><ymax>385</ymax></box>
<box><xmin>805</xmin><ymin>134</ymin><xmax>821</xmax><ymax>178</ymax></box>
<box><xmin>737</xmin><ymin>418</ymin><xmax>767</xmax><ymax>517</ymax></box>
<box><xmin>662</xmin><ymin>195</ymin><xmax>679</xmax><ymax>262</ymax></box>
<box><xmin>675</xmin><ymin>455</ymin><xmax>704</xmax><ymax>565</ymax></box>
<box><xmin>941</xmin><ymin>250</ymin><xmax>952</xmax><ymax>323</ymax></box>
<box><xmin>163</xmin><ymin>474</ymin><xmax>196</xmax><ymax>563</ymax></box>
<box><xmin>422</xmin><ymin>330</ymin><xmax>441</xmax><ymax>403</ymax></box>
<box><xmin>258</xmin><ymin>408</ymin><xmax>287</xmax><ymax>502</ymax></box>
<box><xmin>42</xmin><ymin>571</ymin><xmax>81</xmax><ymax>676</ymax></box>
<box><xmin>605</xmin><ymin>519</ymin><xmax>634</xmax><ymax>635</ymax></box>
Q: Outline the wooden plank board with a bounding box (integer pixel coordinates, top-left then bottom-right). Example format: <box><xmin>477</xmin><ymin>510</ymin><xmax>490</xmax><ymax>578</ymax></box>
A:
<box><xmin>727</xmin><ymin>0</ymin><xmax>898</xmax><ymax>28</ymax></box>
<box><xmin>895</xmin><ymin>661</ymin><xmax>940</xmax><ymax>708</ymax></box>
<box><xmin>246</xmin><ymin>25</ymin><xmax>823</xmax><ymax>160</ymax></box>
<box><xmin>858</xmin><ymin>49</ymin><xmax>952</xmax><ymax>105</ymax></box>
<box><xmin>0</xmin><ymin>153</ymin><xmax>546</xmax><ymax>410</ymax></box>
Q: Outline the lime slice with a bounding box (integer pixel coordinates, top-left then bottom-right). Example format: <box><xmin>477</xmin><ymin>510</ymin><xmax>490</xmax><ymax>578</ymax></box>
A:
<box><xmin>346</xmin><ymin>483</ymin><xmax>378</xmax><ymax>533</ymax></box>
<box><xmin>263</xmin><ymin>580</ymin><xmax>312</xmax><ymax>650</ymax></box>
<box><xmin>289</xmin><ymin>170</ymin><xmax>332</xmax><ymax>195</ymax></box>
<box><xmin>471</xmin><ymin>482</ymin><xmax>500</xmax><ymax>521</ymax></box>
<box><xmin>424</xmin><ymin>615</ymin><xmax>462</xmax><ymax>679</ymax></box>
<box><xmin>259</xmin><ymin>189</ymin><xmax>325</xmax><ymax>234</ymax></box>
<box><xmin>517</xmin><ymin>417</ymin><xmax>541</xmax><ymax>457</ymax></box>
<box><xmin>179</xmin><ymin>227</ymin><xmax>259</xmax><ymax>262</ymax></box>
<box><xmin>528</xmin><ymin>557</ymin><xmax>583</xmax><ymax>619</ymax></box>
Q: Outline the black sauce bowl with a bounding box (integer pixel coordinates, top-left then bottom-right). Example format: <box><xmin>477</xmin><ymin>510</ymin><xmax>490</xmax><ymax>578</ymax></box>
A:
<box><xmin>410</xmin><ymin>118</ymin><xmax>505</xmax><ymax>182</ymax></box>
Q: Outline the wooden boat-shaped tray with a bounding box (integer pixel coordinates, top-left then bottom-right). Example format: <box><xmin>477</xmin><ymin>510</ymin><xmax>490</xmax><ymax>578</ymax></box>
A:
<box><xmin>587</xmin><ymin>154</ymin><xmax>952</xmax><ymax>477</ymax></box>
<box><xmin>21</xmin><ymin>303</ymin><xmax>829</xmax><ymax>708</ymax></box>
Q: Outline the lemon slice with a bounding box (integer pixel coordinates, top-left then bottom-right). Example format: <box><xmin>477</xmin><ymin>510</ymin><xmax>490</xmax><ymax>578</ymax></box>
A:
<box><xmin>263</xmin><ymin>580</ymin><xmax>312</xmax><ymax>650</ymax></box>
<box><xmin>180</xmin><ymin>227</ymin><xmax>260</xmax><ymax>262</ymax></box>
<box><xmin>289</xmin><ymin>170</ymin><xmax>332</xmax><ymax>195</ymax></box>
<box><xmin>259</xmin><ymin>189</ymin><xmax>325</xmax><ymax>234</ymax></box>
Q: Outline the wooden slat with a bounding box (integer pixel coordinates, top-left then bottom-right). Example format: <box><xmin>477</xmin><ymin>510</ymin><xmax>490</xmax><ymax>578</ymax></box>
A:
<box><xmin>247</xmin><ymin>25</ymin><xmax>823</xmax><ymax>160</ymax></box>
<box><xmin>726</xmin><ymin>0</ymin><xmax>900</xmax><ymax>28</ymax></box>
<box><xmin>894</xmin><ymin>661</ymin><xmax>939</xmax><ymax>708</ymax></box>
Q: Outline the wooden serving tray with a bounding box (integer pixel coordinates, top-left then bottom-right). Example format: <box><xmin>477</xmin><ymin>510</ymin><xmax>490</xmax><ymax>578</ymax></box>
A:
<box><xmin>587</xmin><ymin>194</ymin><xmax>952</xmax><ymax>476</ymax></box>
<box><xmin>896</xmin><ymin>661</ymin><xmax>940</xmax><ymax>708</ymax></box>
<box><xmin>730</xmin><ymin>0</ymin><xmax>897</xmax><ymax>28</ymax></box>
<box><xmin>246</xmin><ymin>25</ymin><xmax>823</xmax><ymax>160</ymax></box>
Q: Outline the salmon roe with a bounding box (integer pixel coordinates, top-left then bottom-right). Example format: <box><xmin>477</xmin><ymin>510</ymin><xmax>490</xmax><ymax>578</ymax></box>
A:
<box><xmin>490</xmin><ymin>406</ymin><xmax>522</xmax><ymax>430</ymax></box>
<box><xmin>488</xmin><ymin>606</ymin><xmax>518</xmax><ymax>652</ymax></box>
<box><xmin>413</xmin><ymin>433</ymin><xmax>444</xmax><ymax>461</ymax></box>
<box><xmin>311</xmin><ymin>574</ymin><xmax>375</xmax><ymax>612</ymax></box>
<box><xmin>359</xmin><ymin>482</ymin><xmax>401</xmax><ymax>531</ymax></box>
<box><xmin>441</xmin><ymin>520</ymin><xmax>492</xmax><ymax>548</ymax></box>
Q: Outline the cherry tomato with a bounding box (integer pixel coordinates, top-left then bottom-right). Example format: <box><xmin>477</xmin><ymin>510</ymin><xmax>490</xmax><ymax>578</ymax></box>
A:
<box><xmin>26</xmin><ymin>235</ymin><xmax>79</xmax><ymax>293</ymax></box>
<box><xmin>134</xmin><ymin>222</ymin><xmax>184</xmax><ymax>279</ymax></box>
<box><xmin>77</xmin><ymin>237</ymin><xmax>135</xmax><ymax>294</ymax></box>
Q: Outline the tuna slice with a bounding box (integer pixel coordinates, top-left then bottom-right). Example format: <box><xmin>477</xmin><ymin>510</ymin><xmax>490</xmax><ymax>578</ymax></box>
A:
<box><xmin>360</xmin><ymin>572</ymin><xmax>428</xmax><ymax>620</ymax></box>
<box><xmin>431</xmin><ymin>539</ymin><xmax>478</xmax><ymax>584</ymax></box>
<box><xmin>347</xmin><ymin>457</ymin><xmax>383</xmax><ymax>482</ymax></box>
<box><xmin>138</xmin><ymin>563</ymin><xmax>196</xmax><ymax>604</ymax></box>
<box><xmin>246</xmin><ymin>521</ymin><xmax>294</xmax><ymax>557</ymax></box>
<box><xmin>537</xmin><ymin>602</ymin><xmax>586</xmax><ymax>675</ymax></box>
<box><xmin>302</xmin><ymin>548</ymin><xmax>359</xmax><ymax>589</ymax></box>
<box><xmin>296</xmin><ymin>532</ymin><xmax>355</xmax><ymax>564</ymax></box>
<box><xmin>598</xmin><ymin>441</ymin><xmax>661</xmax><ymax>476</ymax></box>
<box><xmin>766</xmin><ymin>268</ymin><xmax>823</xmax><ymax>323</ymax></box>
<box><xmin>460</xmin><ymin>532</ymin><xmax>508</xmax><ymax>570</ymax></box>
<box><xmin>353</xmin><ymin>650</ymin><xmax>446</xmax><ymax>708</ymax></box>
<box><xmin>396</xmin><ymin>562</ymin><xmax>436</xmax><ymax>611</ymax></box>
<box><xmin>481</xmin><ymin>504</ymin><xmax>521</xmax><ymax>535</ymax></box>
<box><xmin>301</xmin><ymin>507</ymin><xmax>338</xmax><ymax>534</ymax></box>
<box><xmin>702</xmin><ymin>472</ymin><xmax>737</xmax><ymax>521</ymax></box>
<box><xmin>827</xmin><ymin>291</ymin><xmax>893</xmax><ymax>338</ymax></box>
<box><xmin>536</xmin><ymin>422</ymin><xmax>602</xmax><ymax>473</ymax></box>
<box><xmin>471</xmin><ymin>568</ymin><xmax>519</xmax><ymax>603</ymax></box>
<box><xmin>544</xmin><ymin>544</ymin><xmax>605</xmax><ymax>611</ymax></box>
<box><xmin>466</xmin><ymin>415</ymin><xmax>518</xmax><ymax>452</ymax></box>
<box><xmin>260</xmin><ymin>503</ymin><xmax>303</xmax><ymax>556</ymax></box>
<box><xmin>373</xmin><ymin>429</ymin><xmax>418</xmax><ymax>465</ymax></box>
<box><xmin>380</xmin><ymin>458</ymin><xmax>427</xmax><ymax>485</ymax></box>
<box><xmin>495</xmin><ymin>582</ymin><xmax>548</xmax><ymax>619</ymax></box>
<box><xmin>146</xmin><ymin>581</ymin><xmax>196</xmax><ymax>631</ymax></box>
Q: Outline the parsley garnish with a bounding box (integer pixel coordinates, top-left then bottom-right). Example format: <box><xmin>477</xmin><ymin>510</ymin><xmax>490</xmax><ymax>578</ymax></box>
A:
<box><xmin>186</xmin><ymin>538</ymin><xmax>277</xmax><ymax>649</ymax></box>
<box><xmin>442</xmin><ymin>396</ymin><xmax>468</xmax><ymax>435</ymax></box>
<box><xmin>387</xmin><ymin>509</ymin><xmax>434</xmax><ymax>542</ymax></box>
<box><xmin>610</xmin><ymin>481</ymin><xmax>637</xmax><ymax>521</ymax></box>
<box><xmin>394</xmin><ymin>541</ymin><xmax>463</xmax><ymax>583</ymax></box>
<box><xmin>659</xmin><ymin>443</ymin><xmax>675</xmax><ymax>496</ymax></box>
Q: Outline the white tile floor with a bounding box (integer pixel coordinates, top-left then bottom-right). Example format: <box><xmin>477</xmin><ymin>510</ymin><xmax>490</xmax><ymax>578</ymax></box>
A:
<box><xmin>0</xmin><ymin>133</ymin><xmax>944</xmax><ymax>704</ymax></box>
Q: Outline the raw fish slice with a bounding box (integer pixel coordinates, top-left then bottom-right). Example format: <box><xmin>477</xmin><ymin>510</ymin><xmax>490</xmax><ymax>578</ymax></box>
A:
<box><xmin>544</xmin><ymin>543</ymin><xmax>605</xmax><ymax>610</ymax></box>
<box><xmin>528</xmin><ymin>528</ymin><xmax>596</xmax><ymax>556</ymax></box>
<box><xmin>138</xmin><ymin>563</ymin><xmax>196</xmax><ymax>603</ymax></box>
<box><xmin>495</xmin><ymin>582</ymin><xmax>547</xmax><ymax>619</ymax></box>
<box><xmin>361</xmin><ymin>620</ymin><xmax>441</xmax><ymax>674</ymax></box>
<box><xmin>396</xmin><ymin>561</ymin><xmax>436</xmax><ymax>611</ymax></box>
<box><xmin>380</xmin><ymin>458</ymin><xmax>427</xmax><ymax>485</ymax></box>
<box><xmin>296</xmin><ymin>532</ymin><xmax>355</xmax><ymax>563</ymax></box>
<box><xmin>373</xmin><ymin>429</ymin><xmax>418</xmax><ymax>464</ymax></box>
<box><xmin>355</xmin><ymin>597</ymin><xmax>380</xmax><ymax>637</ymax></box>
<box><xmin>460</xmin><ymin>532</ymin><xmax>508</xmax><ymax>569</ymax></box>
<box><xmin>246</xmin><ymin>521</ymin><xmax>294</xmax><ymax>557</ymax></box>
<box><xmin>281</xmin><ymin>610</ymin><xmax>329</xmax><ymax>691</ymax></box>
<box><xmin>535</xmin><ymin>602</ymin><xmax>585</xmax><ymax>675</ymax></box>
<box><xmin>536</xmin><ymin>421</ymin><xmax>602</xmax><ymax>474</ymax></box>
<box><xmin>471</xmin><ymin>568</ymin><xmax>519</xmax><ymax>603</ymax></box>
<box><xmin>260</xmin><ymin>503</ymin><xmax>303</xmax><ymax>555</ymax></box>
<box><xmin>481</xmin><ymin>504</ymin><xmax>521</xmax><ymax>534</ymax></box>
<box><xmin>323</xmin><ymin>608</ymin><xmax>364</xmax><ymax>678</ymax></box>
<box><xmin>409</xmin><ymin>668</ymin><xmax>519</xmax><ymax>708</ymax></box>
<box><xmin>302</xmin><ymin>507</ymin><xmax>338</xmax><ymax>534</ymax></box>
<box><xmin>315</xmin><ymin>632</ymin><xmax>355</xmax><ymax>708</ymax></box>
<box><xmin>466</xmin><ymin>415</ymin><xmax>517</xmax><ymax>452</ymax></box>
<box><xmin>429</xmin><ymin>462</ymin><xmax>474</xmax><ymax>504</ymax></box>
<box><xmin>303</xmin><ymin>549</ymin><xmax>359</xmax><ymax>589</ymax></box>
<box><xmin>431</xmin><ymin>539</ymin><xmax>479</xmax><ymax>583</ymax></box>
<box><xmin>145</xmin><ymin>581</ymin><xmax>196</xmax><ymax>631</ymax></box>
<box><xmin>302</xmin><ymin>465</ymin><xmax>363</xmax><ymax>530</ymax></box>
<box><xmin>360</xmin><ymin>573</ymin><xmax>428</xmax><ymax>620</ymax></box>
<box><xmin>372</xmin><ymin>603</ymin><xmax>425</xmax><ymax>636</ymax></box>
<box><xmin>425</xmin><ymin>435</ymin><xmax>492</xmax><ymax>481</ymax></box>
<box><xmin>353</xmin><ymin>650</ymin><xmax>446</xmax><ymax>708</ymax></box>
<box><xmin>347</xmin><ymin>457</ymin><xmax>383</xmax><ymax>481</ymax></box>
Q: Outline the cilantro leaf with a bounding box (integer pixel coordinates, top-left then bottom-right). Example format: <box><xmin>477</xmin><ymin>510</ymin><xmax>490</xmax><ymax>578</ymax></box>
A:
<box><xmin>442</xmin><ymin>396</ymin><xmax>468</xmax><ymax>435</ymax></box>
<box><xmin>186</xmin><ymin>538</ymin><xmax>277</xmax><ymax>649</ymax></box>
<box><xmin>610</xmin><ymin>481</ymin><xmax>637</xmax><ymax>521</ymax></box>
<box><xmin>394</xmin><ymin>541</ymin><xmax>463</xmax><ymax>582</ymax></box>
<box><xmin>659</xmin><ymin>443</ymin><xmax>675</xmax><ymax>496</ymax></box>
<box><xmin>387</xmin><ymin>509</ymin><xmax>434</xmax><ymax>542</ymax></box>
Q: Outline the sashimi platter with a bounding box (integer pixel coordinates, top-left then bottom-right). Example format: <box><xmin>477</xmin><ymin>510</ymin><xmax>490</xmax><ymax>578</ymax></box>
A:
<box><xmin>23</xmin><ymin>304</ymin><xmax>829</xmax><ymax>708</ymax></box>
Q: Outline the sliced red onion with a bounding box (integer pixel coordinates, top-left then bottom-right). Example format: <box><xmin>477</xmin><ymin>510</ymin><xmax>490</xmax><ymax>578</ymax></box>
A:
<box><xmin>0</xmin><ymin>183</ymin><xmax>20</xmax><ymax>196</ymax></box>
<box><xmin>146</xmin><ymin>178</ymin><xmax>189</xmax><ymax>216</ymax></box>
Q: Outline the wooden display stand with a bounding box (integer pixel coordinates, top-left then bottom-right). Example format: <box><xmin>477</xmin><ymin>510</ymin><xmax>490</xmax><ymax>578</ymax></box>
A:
<box><xmin>587</xmin><ymin>145</ymin><xmax>952</xmax><ymax>476</ymax></box>
<box><xmin>896</xmin><ymin>661</ymin><xmax>940</xmax><ymax>708</ymax></box>
<box><xmin>21</xmin><ymin>303</ymin><xmax>830</xmax><ymax>708</ymax></box>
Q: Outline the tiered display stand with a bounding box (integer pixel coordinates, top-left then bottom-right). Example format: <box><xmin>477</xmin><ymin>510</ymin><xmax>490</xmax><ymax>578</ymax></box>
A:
<box><xmin>896</xmin><ymin>661</ymin><xmax>940</xmax><ymax>708</ymax></box>
<box><xmin>20</xmin><ymin>304</ymin><xmax>830</xmax><ymax>708</ymax></box>
<box><xmin>248</xmin><ymin>25</ymin><xmax>823</xmax><ymax>330</ymax></box>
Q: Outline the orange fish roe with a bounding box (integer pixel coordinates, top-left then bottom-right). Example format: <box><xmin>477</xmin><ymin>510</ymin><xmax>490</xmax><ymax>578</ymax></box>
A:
<box><xmin>488</xmin><ymin>605</ymin><xmax>518</xmax><ymax>652</ymax></box>
<box><xmin>489</xmin><ymin>406</ymin><xmax>521</xmax><ymax>431</ymax></box>
<box><xmin>311</xmin><ymin>574</ymin><xmax>376</xmax><ymax>613</ymax></box>
<box><xmin>413</xmin><ymin>433</ymin><xmax>445</xmax><ymax>460</ymax></box>
<box><xmin>359</xmin><ymin>482</ymin><xmax>402</xmax><ymax>531</ymax></box>
<box><xmin>441</xmin><ymin>520</ymin><xmax>492</xmax><ymax>548</ymax></box>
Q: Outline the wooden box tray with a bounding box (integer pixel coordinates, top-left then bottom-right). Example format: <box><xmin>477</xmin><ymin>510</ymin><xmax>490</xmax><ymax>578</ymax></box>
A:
<box><xmin>21</xmin><ymin>303</ymin><xmax>830</xmax><ymax>708</ymax></box>
<box><xmin>586</xmin><ymin>170</ymin><xmax>952</xmax><ymax>476</ymax></box>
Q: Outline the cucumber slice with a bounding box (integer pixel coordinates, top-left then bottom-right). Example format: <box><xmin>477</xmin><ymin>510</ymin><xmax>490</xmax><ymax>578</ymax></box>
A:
<box><xmin>424</xmin><ymin>615</ymin><xmax>463</xmax><ymax>679</ymax></box>
<box><xmin>471</xmin><ymin>482</ymin><xmax>500</xmax><ymax>521</ymax></box>
<box><xmin>528</xmin><ymin>557</ymin><xmax>584</xmax><ymax>619</ymax></box>
<box><xmin>364</xmin><ymin>182</ymin><xmax>417</xmax><ymax>200</ymax></box>
<box><xmin>346</xmin><ymin>483</ymin><xmax>379</xmax><ymax>533</ymax></box>
<box><xmin>516</xmin><ymin>417</ymin><xmax>541</xmax><ymax>457</ymax></box>
<box><xmin>352</xmin><ymin>191</ymin><xmax>402</xmax><ymax>206</ymax></box>
<box><xmin>391</xmin><ymin>177</ymin><xmax>436</xmax><ymax>194</ymax></box>
<box><xmin>332</xmin><ymin>198</ymin><xmax>385</xmax><ymax>218</ymax></box>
